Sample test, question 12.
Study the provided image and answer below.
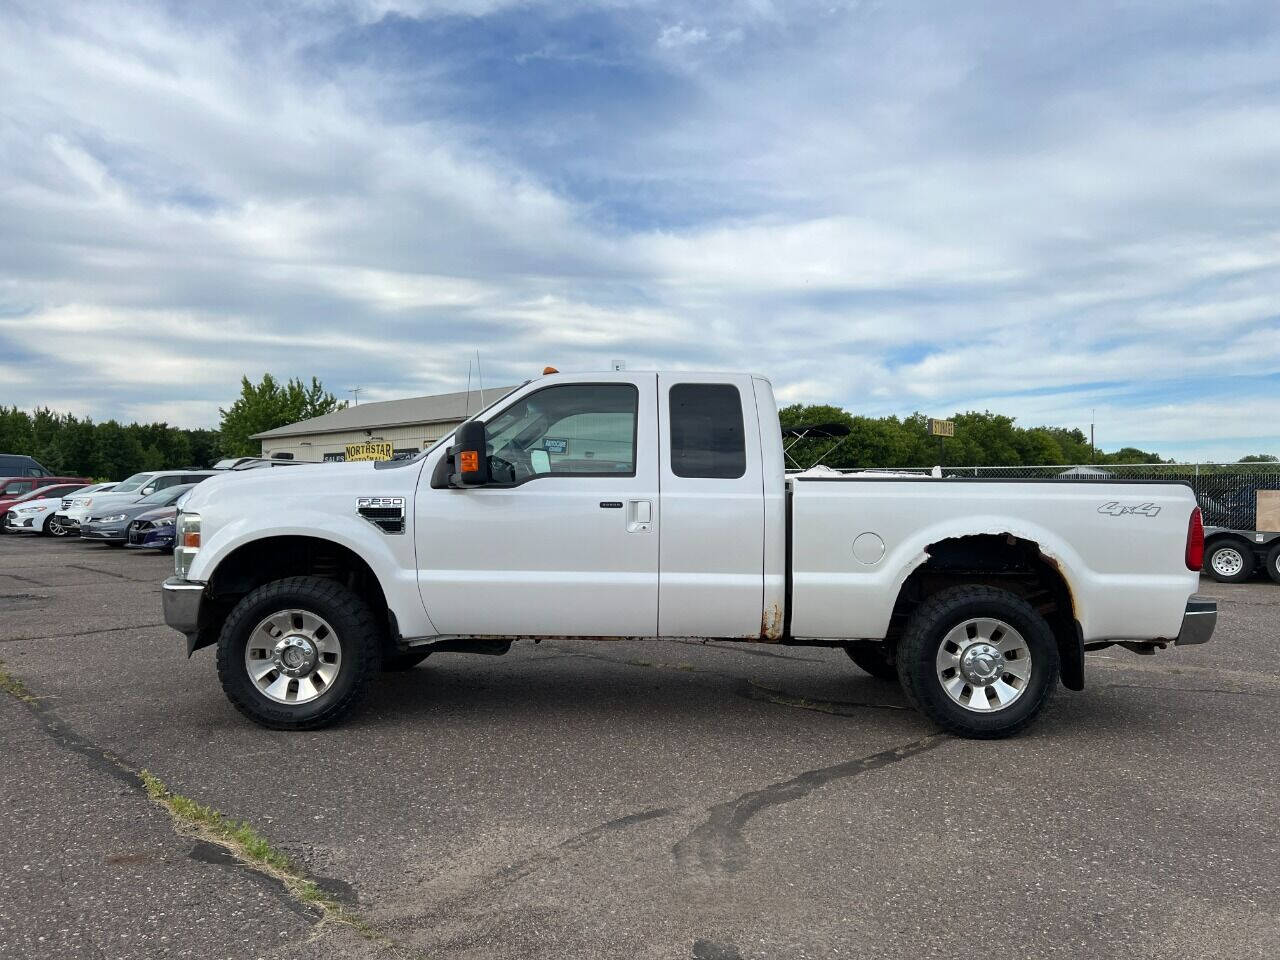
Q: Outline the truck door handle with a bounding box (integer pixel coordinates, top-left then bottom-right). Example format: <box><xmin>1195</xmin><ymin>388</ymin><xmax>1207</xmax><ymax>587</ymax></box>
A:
<box><xmin>627</xmin><ymin>500</ymin><xmax>652</xmax><ymax>533</ymax></box>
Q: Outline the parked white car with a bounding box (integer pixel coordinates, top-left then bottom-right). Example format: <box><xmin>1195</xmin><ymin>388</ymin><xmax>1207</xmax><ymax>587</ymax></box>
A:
<box><xmin>3</xmin><ymin>487</ymin><xmax>98</xmax><ymax>536</ymax></box>
<box><xmin>49</xmin><ymin>482</ymin><xmax>119</xmax><ymax>536</ymax></box>
<box><xmin>55</xmin><ymin>471</ymin><xmax>213</xmax><ymax>533</ymax></box>
<box><xmin>163</xmin><ymin>370</ymin><xmax>1216</xmax><ymax>738</ymax></box>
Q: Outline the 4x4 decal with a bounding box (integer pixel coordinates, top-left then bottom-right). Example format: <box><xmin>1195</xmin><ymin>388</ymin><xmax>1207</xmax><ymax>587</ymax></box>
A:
<box><xmin>1097</xmin><ymin>501</ymin><xmax>1161</xmax><ymax>518</ymax></box>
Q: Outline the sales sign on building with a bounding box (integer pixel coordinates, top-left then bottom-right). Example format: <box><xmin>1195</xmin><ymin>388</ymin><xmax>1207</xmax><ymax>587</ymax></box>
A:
<box><xmin>345</xmin><ymin>441</ymin><xmax>395</xmax><ymax>462</ymax></box>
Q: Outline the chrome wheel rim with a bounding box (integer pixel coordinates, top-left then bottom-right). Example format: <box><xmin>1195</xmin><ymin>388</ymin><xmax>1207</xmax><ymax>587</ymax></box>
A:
<box><xmin>245</xmin><ymin>609</ymin><xmax>342</xmax><ymax>705</ymax></box>
<box><xmin>1210</xmin><ymin>547</ymin><xmax>1244</xmax><ymax>578</ymax></box>
<box><xmin>935</xmin><ymin>618</ymin><xmax>1032</xmax><ymax>713</ymax></box>
<box><xmin>48</xmin><ymin>518</ymin><xmax>66</xmax><ymax>536</ymax></box>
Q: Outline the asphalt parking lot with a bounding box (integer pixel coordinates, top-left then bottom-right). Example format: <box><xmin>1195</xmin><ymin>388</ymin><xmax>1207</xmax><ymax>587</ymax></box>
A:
<box><xmin>2</xmin><ymin>533</ymin><xmax>1278</xmax><ymax>960</ymax></box>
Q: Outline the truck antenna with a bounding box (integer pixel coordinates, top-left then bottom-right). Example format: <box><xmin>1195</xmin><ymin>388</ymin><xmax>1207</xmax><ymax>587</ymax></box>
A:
<box><xmin>464</xmin><ymin>359</ymin><xmax>473</xmax><ymax>418</ymax></box>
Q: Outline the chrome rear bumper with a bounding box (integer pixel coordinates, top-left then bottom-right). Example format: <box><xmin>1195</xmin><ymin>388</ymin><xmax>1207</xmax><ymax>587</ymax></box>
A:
<box><xmin>1174</xmin><ymin>596</ymin><xmax>1217</xmax><ymax>646</ymax></box>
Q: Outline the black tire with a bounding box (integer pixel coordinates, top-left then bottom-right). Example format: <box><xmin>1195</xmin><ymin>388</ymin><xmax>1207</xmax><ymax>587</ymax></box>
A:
<box><xmin>897</xmin><ymin>585</ymin><xmax>1059</xmax><ymax>739</ymax></box>
<box><xmin>216</xmin><ymin>576</ymin><xmax>382</xmax><ymax>730</ymax></box>
<box><xmin>381</xmin><ymin>648</ymin><xmax>431</xmax><ymax>672</ymax></box>
<box><xmin>1204</xmin><ymin>539</ymin><xmax>1254</xmax><ymax>583</ymax></box>
<box><xmin>844</xmin><ymin>642</ymin><xmax>897</xmax><ymax>680</ymax></box>
<box><xmin>1265</xmin><ymin>543</ymin><xmax>1280</xmax><ymax>585</ymax></box>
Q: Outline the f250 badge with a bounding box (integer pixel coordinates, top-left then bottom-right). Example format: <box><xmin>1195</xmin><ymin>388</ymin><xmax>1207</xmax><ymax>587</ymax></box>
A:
<box><xmin>356</xmin><ymin>497</ymin><xmax>406</xmax><ymax>534</ymax></box>
<box><xmin>1098</xmin><ymin>501</ymin><xmax>1161</xmax><ymax>518</ymax></box>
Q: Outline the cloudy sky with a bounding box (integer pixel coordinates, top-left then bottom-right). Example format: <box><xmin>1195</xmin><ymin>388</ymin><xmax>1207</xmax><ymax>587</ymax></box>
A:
<box><xmin>2</xmin><ymin>0</ymin><xmax>1278</xmax><ymax>460</ymax></box>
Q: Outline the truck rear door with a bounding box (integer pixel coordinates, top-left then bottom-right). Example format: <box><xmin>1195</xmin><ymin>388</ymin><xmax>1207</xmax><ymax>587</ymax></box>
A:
<box><xmin>656</xmin><ymin>374</ymin><xmax>765</xmax><ymax>637</ymax></box>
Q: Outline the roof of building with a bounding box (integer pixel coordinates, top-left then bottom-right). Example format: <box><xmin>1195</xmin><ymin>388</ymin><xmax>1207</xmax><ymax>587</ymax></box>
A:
<box><xmin>251</xmin><ymin>385</ymin><xmax>520</xmax><ymax>440</ymax></box>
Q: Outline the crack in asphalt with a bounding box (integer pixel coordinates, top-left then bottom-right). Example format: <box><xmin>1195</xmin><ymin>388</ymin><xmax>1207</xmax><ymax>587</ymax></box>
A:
<box><xmin>0</xmin><ymin>665</ymin><xmax>396</xmax><ymax>951</ymax></box>
<box><xmin>0</xmin><ymin>572</ymin><xmax>50</xmax><ymax>587</ymax></box>
<box><xmin>495</xmin><ymin>806</ymin><xmax>677</xmax><ymax>888</ymax></box>
<box><xmin>63</xmin><ymin>562</ymin><xmax>159</xmax><ymax>583</ymax></box>
<box><xmin>1106</xmin><ymin>682</ymin><xmax>1280</xmax><ymax>699</ymax></box>
<box><xmin>668</xmin><ymin>638</ymin><xmax>827</xmax><ymax>663</ymax></box>
<box><xmin>673</xmin><ymin>734</ymin><xmax>948</xmax><ymax>875</ymax></box>
<box><xmin>1</xmin><ymin>621</ymin><xmax>168</xmax><ymax>644</ymax></box>
<box><xmin>740</xmin><ymin>680</ymin><xmax>910</xmax><ymax>714</ymax></box>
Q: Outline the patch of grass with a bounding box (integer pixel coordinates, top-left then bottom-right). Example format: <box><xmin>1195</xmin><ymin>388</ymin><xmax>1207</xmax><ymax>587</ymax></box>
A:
<box><xmin>139</xmin><ymin>770</ymin><xmax>373</xmax><ymax>934</ymax></box>
<box><xmin>0</xmin><ymin>659</ymin><xmax>36</xmax><ymax>703</ymax></box>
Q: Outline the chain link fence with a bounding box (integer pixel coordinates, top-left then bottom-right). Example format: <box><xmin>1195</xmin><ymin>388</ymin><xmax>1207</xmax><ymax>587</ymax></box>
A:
<box><xmin>853</xmin><ymin>463</ymin><xmax>1280</xmax><ymax>531</ymax></box>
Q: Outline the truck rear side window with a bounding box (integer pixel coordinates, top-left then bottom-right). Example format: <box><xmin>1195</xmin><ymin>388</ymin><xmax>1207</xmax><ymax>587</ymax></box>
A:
<box><xmin>669</xmin><ymin>384</ymin><xmax>746</xmax><ymax>479</ymax></box>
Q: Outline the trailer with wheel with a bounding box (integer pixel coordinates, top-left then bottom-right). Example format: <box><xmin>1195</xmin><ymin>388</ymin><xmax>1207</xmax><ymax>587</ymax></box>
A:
<box><xmin>1202</xmin><ymin>527</ymin><xmax>1280</xmax><ymax>584</ymax></box>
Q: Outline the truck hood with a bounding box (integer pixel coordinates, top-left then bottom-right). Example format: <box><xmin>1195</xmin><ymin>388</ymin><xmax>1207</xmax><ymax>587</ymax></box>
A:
<box><xmin>180</xmin><ymin>459</ymin><xmax>417</xmax><ymax>513</ymax></box>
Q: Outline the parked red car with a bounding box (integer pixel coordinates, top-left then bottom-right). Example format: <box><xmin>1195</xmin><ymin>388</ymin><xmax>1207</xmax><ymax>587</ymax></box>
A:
<box><xmin>0</xmin><ymin>478</ymin><xmax>92</xmax><ymax>519</ymax></box>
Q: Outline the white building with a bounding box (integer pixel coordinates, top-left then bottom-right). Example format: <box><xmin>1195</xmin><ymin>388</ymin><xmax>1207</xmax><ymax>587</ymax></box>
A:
<box><xmin>253</xmin><ymin>386</ymin><xmax>516</xmax><ymax>463</ymax></box>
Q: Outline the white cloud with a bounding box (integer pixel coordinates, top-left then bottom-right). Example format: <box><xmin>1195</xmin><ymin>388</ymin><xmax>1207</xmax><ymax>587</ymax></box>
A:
<box><xmin>657</xmin><ymin>23</ymin><xmax>709</xmax><ymax>49</ymax></box>
<box><xmin>0</xmin><ymin>0</ymin><xmax>1277</xmax><ymax>458</ymax></box>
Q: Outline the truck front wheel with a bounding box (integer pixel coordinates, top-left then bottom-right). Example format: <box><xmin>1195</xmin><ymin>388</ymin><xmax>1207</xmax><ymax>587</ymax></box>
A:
<box><xmin>216</xmin><ymin>576</ymin><xmax>382</xmax><ymax>730</ymax></box>
<box><xmin>897</xmin><ymin>585</ymin><xmax>1059</xmax><ymax>739</ymax></box>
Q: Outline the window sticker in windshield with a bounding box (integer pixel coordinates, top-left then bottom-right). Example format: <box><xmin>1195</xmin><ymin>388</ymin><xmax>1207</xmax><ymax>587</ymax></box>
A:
<box><xmin>542</xmin><ymin>438</ymin><xmax>568</xmax><ymax>454</ymax></box>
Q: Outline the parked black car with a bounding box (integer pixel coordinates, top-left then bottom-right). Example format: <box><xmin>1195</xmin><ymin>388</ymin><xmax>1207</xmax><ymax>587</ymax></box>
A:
<box><xmin>124</xmin><ymin>503</ymin><xmax>181</xmax><ymax>552</ymax></box>
<box><xmin>80</xmin><ymin>484</ymin><xmax>197</xmax><ymax>547</ymax></box>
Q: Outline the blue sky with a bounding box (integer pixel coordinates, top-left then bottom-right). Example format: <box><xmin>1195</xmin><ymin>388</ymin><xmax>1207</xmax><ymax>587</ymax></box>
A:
<box><xmin>1</xmin><ymin>0</ymin><xmax>1278</xmax><ymax>461</ymax></box>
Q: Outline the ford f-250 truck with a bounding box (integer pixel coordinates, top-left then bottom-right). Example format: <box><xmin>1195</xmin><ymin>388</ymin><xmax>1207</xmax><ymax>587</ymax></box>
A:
<box><xmin>162</xmin><ymin>370</ymin><xmax>1216</xmax><ymax>738</ymax></box>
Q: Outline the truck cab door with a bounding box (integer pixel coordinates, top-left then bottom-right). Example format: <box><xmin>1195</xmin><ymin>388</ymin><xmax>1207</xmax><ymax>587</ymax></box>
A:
<box><xmin>657</xmin><ymin>374</ymin><xmax>766</xmax><ymax>638</ymax></box>
<box><xmin>415</xmin><ymin>374</ymin><xmax>659</xmax><ymax>637</ymax></box>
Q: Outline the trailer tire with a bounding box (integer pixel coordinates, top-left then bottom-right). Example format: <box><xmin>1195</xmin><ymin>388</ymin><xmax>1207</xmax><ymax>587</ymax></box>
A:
<box><xmin>897</xmin><ymin>585</ymin><xmax>1059</xmax><ymax>739</ymax></box>
<box><xmin>1205</xmin><ymin>539</ymin><xmax>1254</xmax><ymax>583</ymax></box>
<box><xmin>844</xmin><ymin>643</ymin><xmax>897</xmax><ymax>680</ymax></box>
<box><xmin>216</xmin><ymin>576</ymin><xmax>381</xmax><ymax>730</ymax></box>
<box><xmin>1266</xmin><ymin>543</ymin><xmax>1280</xmax><ymax>585</ymax></box>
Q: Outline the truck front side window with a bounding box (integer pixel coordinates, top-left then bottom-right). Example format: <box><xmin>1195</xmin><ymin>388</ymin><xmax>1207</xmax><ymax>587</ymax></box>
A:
<box><xmin>483</xmin><ymin>384</ymin><xmax>638</xmax><ymax>482</ymax></box>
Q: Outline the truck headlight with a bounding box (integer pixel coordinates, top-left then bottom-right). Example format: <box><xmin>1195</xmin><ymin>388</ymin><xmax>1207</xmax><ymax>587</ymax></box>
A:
<box><xmin>175</xmin><ymin>512</ymin><xmax>202</xmax><ymax>578</ymax></box>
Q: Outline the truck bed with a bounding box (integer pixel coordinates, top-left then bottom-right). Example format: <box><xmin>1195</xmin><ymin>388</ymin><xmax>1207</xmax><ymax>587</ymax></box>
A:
<box><xmin>787</xmin><ymin>475</ymin><xmax>1200</xmax><ymax>643</ymax></box>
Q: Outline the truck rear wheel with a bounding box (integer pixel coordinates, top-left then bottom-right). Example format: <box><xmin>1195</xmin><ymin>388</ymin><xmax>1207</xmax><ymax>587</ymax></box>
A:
<box><xmin>844</xmin><ymin>642</ymin><xmax>897</xmax><ymax>680</ymax></box>
<box><xmin>897</xmin><ymin>585</ymin><xmax>1059</xmax><ymax>739</ymax></box>
<box><xmin>1205</xmin><ymin>540</ymin><xmax>1254</xmax><ymax>583</ymax></box>
<box><xmin>216</xmin><ymin>576</ymin><xmax>381</xmax><ymax>730</ymax></box>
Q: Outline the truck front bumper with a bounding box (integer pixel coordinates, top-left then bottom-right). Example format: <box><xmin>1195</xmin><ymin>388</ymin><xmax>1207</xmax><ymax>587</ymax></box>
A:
<box><xmin>162</xmin><ymin>576</ymin><xmax>206</xmax><ymax>651</ymax></box>
<box><xmin>1175</xmin><ymin>596</ymin><xmax>1217</xmax><ymax>646</ymax></box>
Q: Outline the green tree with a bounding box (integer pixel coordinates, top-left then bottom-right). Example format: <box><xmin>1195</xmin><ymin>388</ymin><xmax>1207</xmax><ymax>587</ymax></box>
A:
<box><xmin>1238</xmin><ymin>454</ymin><xmax>1278</xmax><ymax>463</ymax></box>
<box><xmin>0</xmin><ymin>406</ymin><xmax>34</xmax><ymax>453</ymax></box>
<box><xmin>777</xmin><ymin>403</ymin><xmax>1165</xmax><ymax>469</ymax></box>
<box><xmin>93</xmin><ymin>421</ymin><xmax>146</xmax><ymax>479</ymax></box>
<box><xmin>217</xmin><ymin>374</ymin><xmax>345</xmax><ymax>458</ymax></box>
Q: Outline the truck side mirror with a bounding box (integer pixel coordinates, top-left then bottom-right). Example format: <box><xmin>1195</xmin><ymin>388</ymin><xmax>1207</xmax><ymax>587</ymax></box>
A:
<box><xmin>451</xmin><ymin>421</ymin><xmax>491</xmax><ymax>487</ymax></box>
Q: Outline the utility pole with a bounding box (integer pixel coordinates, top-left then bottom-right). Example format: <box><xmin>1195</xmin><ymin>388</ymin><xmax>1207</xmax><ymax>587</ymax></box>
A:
<box><xmin>1090</xmin><ymin>409</ymin><xmax>1095</xmax><ymax>463</ymax></box>
<box><xmin>349</xmin><ymin>386</ymin><xmax>363</xmax><ymax>406</ymax></box>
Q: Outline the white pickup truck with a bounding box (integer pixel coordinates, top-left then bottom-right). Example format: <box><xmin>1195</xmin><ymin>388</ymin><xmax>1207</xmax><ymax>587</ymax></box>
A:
<box><xmin>163</xmin><ymin>370</ymin><xmax>1216</xmax><ymax>738</ymax></box>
